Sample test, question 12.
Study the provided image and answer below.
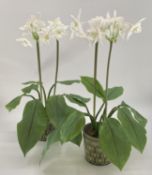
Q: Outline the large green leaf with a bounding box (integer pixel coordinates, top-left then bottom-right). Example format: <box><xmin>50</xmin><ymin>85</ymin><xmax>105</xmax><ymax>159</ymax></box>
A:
<box><xmin>60</xmin><ymin>111</ymin><xmax>85</xmax><ymax>143</ymax></box>
<box><xmin>41</xmin><ymin>129</ymin><xmax>60</xmax><ymax>160</ymax></box>
<box><xmin>71</xmin><ymin>133</ymin><xmax>82</xmax><ymax>146</ymax></box>
<box><xmin>121</xmin><ymin>102</ymin><xmax>147</xmax><ymax>128</ymax></box>
<box><xmin>22</xmin><ymin>84</ymin><xmax>38</xmax><ymax>94</ymax></box>
<box><xmin>117</xmin><ymin>107</ymin><xmax>147</xmax><ymax>153</ymax></box>
<box><xmin>65</xmin><ymin>94</ymin><xmax>90</xmax><ymax>107</ymax></box>
<box><xmin>106</xmin><ymin>87</ymin><xmax>124</xmax><ymax>100</ymax></box>
<box><xmin>99</xmin><ymin>118</ymin><xmax>131</xmax><ymax>170</ymax></box>
<box><xmin>6</xmin><ymin>95</ymin><xmax>23</xmax><ymax>111</ymax></box>
<box><xmin>17</xmin><ymin>100</ymin><xmax>48</xmax><ymax>156</ymax></box>
<box><xmin>132</xmin><ymin>109</ymin><xmax>147</xmax><ymax>128</ymax></box>
<box><xmin>81</xmin><ymin>76</ymin><xmax>105</xmax><ymax>99</ymax></box>
<box><xmin>46</xmin><ymin>95</ymin><xmax>74</xmax><ymax>128</ymax></box>
<box><xmin>58</xmin><ymin>80</ymin><xmax>80</xmax><ymax>85</ymax></box>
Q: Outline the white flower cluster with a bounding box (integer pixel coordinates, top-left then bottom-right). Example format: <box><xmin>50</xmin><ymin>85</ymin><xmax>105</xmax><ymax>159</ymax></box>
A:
<box><xmin>70</xmin><ymin>10</ymin><xmax>145</xmax><ymax>44</ymax></box>
<box><xmin>17</xmin><ymin>11</ymin><xmax>145</xmax><ymax>47</ymax></box>
<box><xmin>17</xmin><ymin>15</ymin><xmax>68</xmax><ymax>47</ymax></box>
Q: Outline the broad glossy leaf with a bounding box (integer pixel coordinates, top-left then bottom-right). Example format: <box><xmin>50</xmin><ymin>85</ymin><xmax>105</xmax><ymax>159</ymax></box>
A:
<box><xmin>99</xmin><ymin>118</ymin><xmax>131</xmax><ymax>170</ymax></box>
<box><xmin>60</xmin><ymin>111</ymin><xmax>85</xmax><ymax>143</ymax></box>
<box><xmin>41</xmin><ymin>129</ymin><xmax>60</xmax><ymax>160</ymax></box>
<box><xmin>132</xmin><ymin>109</ymin><xmax>147</xmax><ymax>128</ymax></box>
<box><xmin>58</xmin><ymin>80</ymin><xmax>80</xmax><ymax>85</ymax></box>
<box><xmin>46</xmin><ymin>95</ymin><xmax>75</xmax><ymax>128</ymax></box>
<box><xmin>65</xmin><ymin>94</ymin><xmax>90</xmax><ymax>107</ymax></box>
<box><xmin>106</xmin><ymin>87</ymin><xmax>123</xmax><ymax>100</ymax></box>
<box><xmin>81</xmin><ymin>76</ymin><xmax>105</xmax><ymax>99</ymax></box>
<box><xmin>71</xmin><ymin>133</ymin><xmax>82</xmax><ymax>146</ymax></box>
<box><xmin>118</xmin><ymin>107</ymin><xmax>147</xmax><ymax>152</ymax></box>
<box><xmin>17</xmin><ymin>100</ymin><xmax>48</xmax><ymax>156</ymax></box>
<box><xmin>22</xmin><ymin>84</ymin><xmax>38</xmax><ymax>94</ymax></box>
<box><xmin>6</xmin><ymin>95</ymin><xmax>22</xmax><ymax>111</ymax></box>
<box><xmin>121</xmin><ymin>102</ymin><xmax>147</xmax><ymax>128</ymax></box>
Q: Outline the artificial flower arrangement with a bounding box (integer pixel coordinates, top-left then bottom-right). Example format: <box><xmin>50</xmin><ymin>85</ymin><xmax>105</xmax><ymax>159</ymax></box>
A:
<box><xmin>6</xmin><ymin>15</ymin><xmax>80</xmax><ymax>155</ymax></box>
<box><xmin>6</xmin><ymin>11</ymin><xmax>147</xmax><ymax>170</ymax></box>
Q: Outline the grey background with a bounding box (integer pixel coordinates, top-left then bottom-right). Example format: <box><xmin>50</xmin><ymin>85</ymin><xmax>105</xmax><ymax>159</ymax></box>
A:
<box><xmin>0</xmin><ymin>0</ymin><xmax>152</xmax><ymax>174</ymax></box>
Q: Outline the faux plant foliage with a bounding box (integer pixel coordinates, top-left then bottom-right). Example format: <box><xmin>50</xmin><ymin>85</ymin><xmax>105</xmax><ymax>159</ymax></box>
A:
<box><xmin>58</xmin><ymin>80</ymin><xmax>80</xmax><ymax>85</ymax></box>
<box><xmin>99</xmin><ymin>118</ymin><xmax>131</xmax><ymax>170</ymax></box>
<box><xmin>17</xmin><ymin>100</ymin><xmax>48</xmax><ymax>155</ymax></box>
<box><xmin>106</xmin><ymin>86</ymin><xmax>124</xmax><ymax>100</ymax></box>
<box><xmin>81</xmin><ymin>76</ymin><xmax>105</xmax><ymax>99</ymax></box>
<box><xmin>117</xmin><ymin>107</ymin><xmax>147</xmax><ymax>152</ymax></box>
<box><xmin>42</xmin><ymin>95</ymin><xmax>85</xmax><ymax>158</ymax></box>
<box><xmin>99</xmin><ymin>104</ymin><xmax>147</xmax><ymax>170</ymax></box>
<box><xmin>65</xmin><ymin>94</ymin><xmax>90</xmax><ymax>107</ymax></box>
<box><xmin>6</xmin><ymin>96</ymin><xmax>23</xmax><ymax>111</ymax></box>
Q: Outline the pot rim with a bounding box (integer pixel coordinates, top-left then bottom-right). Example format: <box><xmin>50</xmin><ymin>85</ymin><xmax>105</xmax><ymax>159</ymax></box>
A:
<box><xmin>83</xmin><ymin>123</ymin><xmax>99</xmax><ymax>142</ymax></box>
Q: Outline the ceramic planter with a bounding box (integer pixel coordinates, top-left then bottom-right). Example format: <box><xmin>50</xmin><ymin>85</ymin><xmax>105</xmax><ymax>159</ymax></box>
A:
<box><xmin>83</xmin><ymin>123</ymin><xmax>110</xmax><ymax>166</ymax></box>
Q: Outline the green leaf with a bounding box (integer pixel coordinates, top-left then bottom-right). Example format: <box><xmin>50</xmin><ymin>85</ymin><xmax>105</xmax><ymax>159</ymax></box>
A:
<box><xmin>117</xmin><ymin>107</ymin><xmax>147</xmax><ymax>153</ymax></box>
<box><xmin>60</xmin><ymin>111</ymin><xmax>85</xmax><ymax>143</ymax></box>
<box><xmin>58</xmin><ymin>80</ymin><xmax>80</xmax><ymax>85</ymax></box>
<box><xmin>22</xmin><ymin>81</ymin><xmax>39</xmax><ymax>85</ymax></box>
<box><xmin>99</xmin><ymin>118</ymin><xmax>131</xmax><ymax>170</ymax></box>
<box><xmin>17</xmin><ymin>100</ymin><xmax>48</xmax><ymax>156</ymax></box>
<box><xmin>121</xmin><ymin>102</ymin><xmax>147</xmax><ymax>128</ymax></box>
<box><xmin>81</xmin><ymin>76</ymin><xmax>105</xmax><ymax>99</ymax></box>
<box><xmin>132</xmin><ymin>109</ymin><xmax>147</xmax><ymax>128</ymax></box>
<box><xmin>6</xmin><ymin>95</ymin><xmax>22</xmax><ymax>111</ymax></box>
<box><xmin>71</xmin><ymin>133</ymin><xmax>82</xmax><ymax>146</ymax></box>
<box><xmin>46</xmin><ymin>95</ymin><xmax>75</xmax><ymax>128</ymax></box>
<box><xmin>65</xmin><ymin>94</ymin><xmax>90</xmax><ymax>107</ymax></box>
<box><xmin>106</xmin><ymin>87</ymin><xmax>124</xmax><ymax>100</ymax></box>
<box><xmin>22</xmin><ymin>84</ymin><xmax>38</xmax><ymax>94</ymax></box>
<box><xmin>41</xmin><ymin>129</ymin><xmax>60</xmax><ymax>160</ymax></box>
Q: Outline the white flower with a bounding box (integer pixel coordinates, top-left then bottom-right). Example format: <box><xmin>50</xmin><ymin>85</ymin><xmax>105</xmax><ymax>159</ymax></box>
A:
<box><xmin>127</xmin><ymin>18</ymin><xmax>146</xmax><ymax>39</ymax></box>
<box><xmin>20</xmin><ymin>15</ymin><xmax>46</xmax><ymax>40</ymax></box>
<box><xmin>17</xmin><ymin>15</ymin><xmax>48</xmax><ymax>47</ymax></box>
<box><xmin>47</xmin><ymin>18</ymin><xmax>68</xmax><ymax>40</ymax></box>
<box><xmin>70</xmin><ymin>10</ymin><xmax>86</xmax><ymax>39</ymax></box>
<box><xmin>103</xmin><ymin>10</ymin><xmax>130</xmax><ymax>42</ymax></box>
<box><xmin>86</xmin><ymin>16</ymin><xmax>104</xmax><ymax>43</ymax></box>
<box><xmin>16</xmin><ymin>38</ymin><xmax>32</xmax><ymax>47</ymax></box>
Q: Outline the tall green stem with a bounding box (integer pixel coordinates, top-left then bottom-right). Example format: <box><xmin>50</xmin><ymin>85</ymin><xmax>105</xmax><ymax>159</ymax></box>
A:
<box><xmin>53</xmin><ymin>40</ymin><xmax>60</xmax><ymax>95</ymax></box>
<box><xmin>36</xmin><ymin>40</ymin><xmax>43</xmax><ymax>102</ymax></box>
<box><xmin>104</xmin><ymin>41</ymin><xmax>113</xmax><ymax>117</ymax></box>
<box><xmin>93</xmin><ymin>42</ymin><xmax>99</xmax><ymax>119</ymax></box>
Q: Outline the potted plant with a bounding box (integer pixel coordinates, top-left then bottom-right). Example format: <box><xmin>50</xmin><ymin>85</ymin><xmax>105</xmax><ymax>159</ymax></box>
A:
<box><xmin>42</xmin><ymin>11</ymin><xmax>147</xmax><ymax>170</ymax></box>
<box><xmin>5</xmin><ymin>15</ymin><xmax>71</xmax><ymax>156</ymax></box>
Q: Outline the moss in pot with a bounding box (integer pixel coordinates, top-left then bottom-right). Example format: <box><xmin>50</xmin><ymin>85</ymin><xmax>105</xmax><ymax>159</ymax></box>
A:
<box><xmin>42</xmin><ymin>11</ymin><xmax>147</xmax><ymax>170</ymax></box>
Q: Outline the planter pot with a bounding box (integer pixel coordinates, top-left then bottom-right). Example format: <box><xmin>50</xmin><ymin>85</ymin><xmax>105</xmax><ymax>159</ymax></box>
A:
<box><xmin>83</xmin><ymin>123</ymin><xmax>110</xmax><ymax>166</ymax></box>
<box><xmin>40</xmin><ymin>124</ymin><xmax>54</xmax><ymax>141</ymax></box>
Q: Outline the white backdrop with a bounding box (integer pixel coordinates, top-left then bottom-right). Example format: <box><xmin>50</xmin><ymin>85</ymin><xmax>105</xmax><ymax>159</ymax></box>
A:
<box><xmin>0</xmin><ymin>0</ymin><xmax>152</xmax><ymax>175</ymax></box>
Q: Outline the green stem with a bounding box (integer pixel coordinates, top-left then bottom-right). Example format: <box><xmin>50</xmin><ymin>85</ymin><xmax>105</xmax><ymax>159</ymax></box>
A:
<box><xmin>24</xmin><ymin>94</ymin><xmax>36</xmax><ymax>100</ymax></box>
<box><xmin>104</xmin><ymin>41</ymin><xmax>113</xmax><ymax>118</ymax></box>
<box><xmin>53</xmin><ymin>40</ymin><xmax>60</xmax><ymax>95</ymax></box>
<box><xmin>95</xmin><ymin>103</ymin><xmax>104</xmax><ymax>120</ymax></box>
<box><xmin>47</xmin><ymin>83</ymin><xmax>55</xmax><ymax>99</ymax></box>
<box><xmin>93</xmin><ymin>42</ymin><xmax>99</xmax><ymax>119</ymax></box>
<box><xmin>36</xmin><ymin>40</ymin><xmax>43</xmax><ymax>102</ymax></box>
<box><xmin>42</xmin><ymin>85</ymin><xmax>47</xmax><ymax>105</ymax></box>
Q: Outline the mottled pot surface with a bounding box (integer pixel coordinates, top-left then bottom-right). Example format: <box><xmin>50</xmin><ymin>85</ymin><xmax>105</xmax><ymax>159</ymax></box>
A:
<box><xmin>83</xmin><ymin>123</ymin><xmax>110</xmax><ymax>166</ymax></box>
